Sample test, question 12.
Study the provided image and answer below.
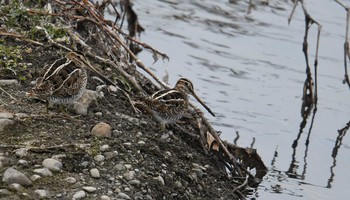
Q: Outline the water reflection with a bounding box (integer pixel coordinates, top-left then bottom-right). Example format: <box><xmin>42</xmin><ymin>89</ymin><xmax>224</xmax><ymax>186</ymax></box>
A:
<box><xmin>327</xmin><ymin>121</ymin><xmax>350</xmax><ymax>188</ymax></box>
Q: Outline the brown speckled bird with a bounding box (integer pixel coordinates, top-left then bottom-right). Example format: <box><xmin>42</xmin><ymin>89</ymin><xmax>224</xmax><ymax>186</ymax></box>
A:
<box><xmin>141</xmin><ymin>78</ymin><xmax>215</xmax><ymax>130</ymax></box>
<box><xmin>26</xmin><ymin>52</ymin><xmax>88</xmax><ymax>110</ymax></box>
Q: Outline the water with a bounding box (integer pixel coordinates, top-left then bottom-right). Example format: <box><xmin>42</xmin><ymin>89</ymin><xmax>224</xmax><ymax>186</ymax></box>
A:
<box><xmin>115</xmin><ymin>0</ymin><xmax>350</xmax><ymax>199</ymax></box>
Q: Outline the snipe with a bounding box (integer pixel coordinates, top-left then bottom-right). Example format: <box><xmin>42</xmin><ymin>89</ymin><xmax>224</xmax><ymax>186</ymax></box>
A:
<box><xmin>26</xmin><ymin>52</ymin><xmax>88</xmax><ymax>110</ymax></box>
<box><xmin>141</xmin><ymin>78</ymin><xmax>215</xmax><ymax>130</ymax></box>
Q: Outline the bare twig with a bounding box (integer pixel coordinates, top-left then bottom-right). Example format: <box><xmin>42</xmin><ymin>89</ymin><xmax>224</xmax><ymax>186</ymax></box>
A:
<box><xmin>0</xmin><ymin>29</ymin><xmax>44</xmax><ymax>46</ymax></box>
<box><xmin>0</xmin><ymin>86</ymin><xmax>20</xmax><ymax>103</ymax></box>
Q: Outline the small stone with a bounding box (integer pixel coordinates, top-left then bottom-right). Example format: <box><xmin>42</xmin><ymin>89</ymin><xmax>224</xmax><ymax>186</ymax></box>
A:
<box><xmin>95</xmin><ymin>112</ymin><xmax>103</xmax><ymax>117</ymax></box>
<box><xmin>91</xmin><ymin>122</ymin><xmax>111</xmax><ymax>137</ymax></box>
<box><xmin>103</xmin><ymin>151</ymin><xmax>118</xmax><ymax>160</ymax></box>
<box><xmin>136</xmin><ymin>132</ymin><xmax>142</xmax><ymax>137</ymax></box>
<box><xmin>123</xmin><ymin>171</ymin><xmax>135</xmax><ymax>181</ymax></box>
<box><xmin>128</xmin><ymin>180</ymin><xmax>141</xmax><ymax>186</ymax></box>
<box><xmin>108</xmin><ymin>85</ymin><xmax>118</xmax><ymax>93</ymax></box>
<box><xmin>42</xmin><ymin>158</ymin><xmax>62</xmax><ymax>172</ymax></box>
<box><xmin>164</xmin><ymin>151</ymin><xmax>172</xmax><ymax>157</ymax></box>
<box><xmin>73</xmin><ymin>190</ymin><xmax>86</xmax><ymax>199</ymax></box>
<box><xmin>18</xmin><ymin>159</ymin><xmax>29</xmax><ymax>166</ymax></box>
<box><xmin>8</xmin><ymin>183</ymin><xmax>24</xmax><ymax>192</ymax></box>
<box><xmin>116</xmin><ymin>192</ymin><xmax>131</xmax><ymax>199</ymax></box>
<box><xmin>35</xmin><ymin>189</ymin><xmax>49</xmax><ymax>199</ymax></box>
<box><xmin>124</xmin><ymin>187</ymin><xmax>130</xmax><ymax>192</ymax></box>
<box><xmin>90</xmin><ymin>168</ymin><xmax>100</xmax><ymax>178</ymax></box>
<box><xmin>79</xmin><ymin>161</ymin><xmax>89</xmax><ymax>168</ymax></box>
<box><xmin>153</xmin><ymin>175</ymin><xmax>165</xmax><ymax>185</ymax></box>
<box><xmin>94</xmin><ymin>155</ymin><xmax>105</xmax><ymax>162</ymax></box>
<box><xmin>33</xmin><ymin>168</ymin><xmax>53</xmax><ymax>177</ymax></box>
<box><xmin>0</xmin><ymin>119</ymin><xmax>15</xmax><ymax>131</ymax></box>
<box><xmin>15</xmin><ymin>148</ymin><xmax>28</xmax><ymax>157</ymax></box>
<box><xmin>65</xmin><ymin>177</ymin><xmax>77</xmax><ymax>184</ymax></box>
<box><xmin>100</xmin><ymin>144</ymin><xmax>109</xmax><ymax>152</ymax></box>
<box><xmin>0</xmin><ymin>160</ymin><xmax>3</xmax><ymax>169</ymax></box>
<box><xmin>82</xmin><ymin>186</ymin><xmax>97</xmax><ymax>193</ymax></box>
<box><xmin>192</xmin><ymin>168</ymin><xmax>204</xmax><ymax>178</ymax></box>
<box><xmin>2</xmin><ymin>168</ymin><xmax>32</xmax><ymax>186</ymax></box>
<box><xmin>123</xmin><ymin>142</ymin><xmax>132</xmax><ymax>146</ymax></box>
<box><xmin>124</xmin><ymin>164</ymin><xmax>132</xmax><ymax>170</ymax></box>
<box><xmin>73</xmin><ymin>102</ymin><xmax>88</xmax><ymax>115</ymax></box>
<box><xmin>114</xmin><ymin>164</ymin><xmax>125</xmax><ymax>171</ymax></box>
<box><xmin>100</xmin><ymin>195</ymin><xmax>110</xmax><ymax>200</ymax></box>
<box><xmin>137</xmin><ymin>141</ymin><xmax>145</xmax><ymax>145</ymax></box>
<box><xmin>30</xmin><ymin>174</ymin><xmax>41</xmax><ymax>182</ymax></box>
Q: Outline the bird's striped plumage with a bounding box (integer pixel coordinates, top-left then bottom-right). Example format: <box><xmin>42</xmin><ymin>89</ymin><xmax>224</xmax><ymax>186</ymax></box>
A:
<box><xmin>27</xmin><ymin>52</ymin><xmax>88</xmax><ymax>105</ymax></box>
<box><xmin>140</xmin><ymin>78</ymin><xmax>215</xmax><ymax>129</ymax></box>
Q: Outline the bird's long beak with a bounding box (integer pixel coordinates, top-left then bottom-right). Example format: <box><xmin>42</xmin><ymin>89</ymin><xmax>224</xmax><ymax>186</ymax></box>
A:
<box><xmin>191</xmin><ymin>92</ymin><xmax>215</xmax><ymax>117</ymax></box>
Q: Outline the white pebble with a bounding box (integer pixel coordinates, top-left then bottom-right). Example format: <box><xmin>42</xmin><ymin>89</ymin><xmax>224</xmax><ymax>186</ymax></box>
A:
<box><xmin>90</xmin><ymin>168</ymin><xmax>100</xmax><ymax>178</ymax></box>
<box><xmin>33</xmin><ymin>168</ymin><xmax>53</xmax><ymax>177</ymax></box>
<box><xmin>73</xmin><ymin>190</ymin><xmax>86</xmax><ymax>199</ymax></box>
<box><xmin>94</xmin><ymin>155</ymin><xmax>105</xmax><ymax>162</ymax></box>
<box><xmin>82</xmin><ymin>186</ymin><xmax>97</xmax><ymax>193</ymax></box>
<box><xmin>42</xmin><ymin>158</ymin><xmax>62</xmax><ymax>172</ymax></box>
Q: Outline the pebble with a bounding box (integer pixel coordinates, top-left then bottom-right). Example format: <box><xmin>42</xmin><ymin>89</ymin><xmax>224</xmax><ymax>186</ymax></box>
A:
<box><xmin>18</xmin><ymin>159</ymin><xmax>29</xmax><ymax>166</ymax></box>
<box><xmin>114</xmin><ymin>164</ymin><xmax>125</xmax><ymax>171</ymax></box>
<box><xmin>123</xmin><ymin>142</ymin><xmax>132</xmax><ymax>147</ymax></box>
<box><xmin>30</xmin><ymin>174</ymin><xmax>41</xmax><ymax>182</ymax></box>
<box><xmin>79</xmin><ymin>161</ymin><xmax>89</xmax><ymax>168</ymax></box>
<box><xmin>15</xmin><ymin>148</ymin><xmax>28</xmax><ymax>157</ymax></box>
<box><xmin>95</xmin><ymin>112</ymin><xmax>103</xmax><ymax>117</ymax></box>
<box><xmin>33</xmin><ymin>168</ymin><xmax>53</xmax><ymax>177</ymax></box>
<box><xmin>192</xmin><ymin>168</ymin><xmax>204</xmax><ymax>178</ymax></box>
<box><xmin>73</xmin><ymin>190</ymin><xmax>86</xmax><ymax>199</ymax></box>
<box><xmin>0</xmin><ymin>160</ymin><xmax>3</xmax><ymax>169</ymax></box>
<box><xmin>65</xmin><ymin>177</ymin><xmax>77</xmax><ymax>184</ymax></box>
<box><xmin>123</xmin><ymin>171</ymin><xmax>135</xmax><ymax>181</ymax></box>
<box><xmin>91</xmin><ymin>122</ymin><xmax>112</xmax><ymax>137</ymax></box>
<box><xmin>100</xmin><ymin>144</ymin><xmax>110</xmax><ymax>152</ymax></box>
<box><xmin>82</xmin><ymin>186</ymin><xmax>97</xmax><ymax>193</ymax></box>
<box><xmin>90</xmin><ymin>168</ymin><xmax>100</xmax><ymax>178</ymax></box>
<box><xmin>0</xmin><ymin>119</ymin><xmax>15</xmax><ymax>131</ymax></box>
<box><xmin>0</xmin><ymin>79</ymin><xmax>18</xmax><ymax>86</ymax></box>
<box><xmin>136</xmin><ymin>131</ymin><xmax>143</xmax><ymax>137</ymax></box>
<box><xmin>103</xmin><ymin>151</ymin><xmax>118</xmax><ymax>160</ymax></box>
<box><xmin>73</xmin><ymin>102</ymin><xmax>88</xmax><ymax>115</ymax></box>
<box><xmin>42</xmin><ymin>158</ymin><xmax>62</xmax><ymax>172</ymax></box>
<box><xmin>35</xmin><ymin>189</ymin><xmax>49</xmax><ymax>199</ymax></box>
<box><xmin>8</xmin><ymin>183</ymin><xmax>25</xmax><ymax>192</ymax></box>
<box><xmin>2</xmin><ymin>168</ymin><xmax>32</xmax><ymax>186</ymax></box>
<box><xmin>94</xmin><ymin>155</ymin><xmax>105</xmax><ymax>163</ymax></box>
<box><xmin>116</xmin><ymin>192</ymin><xmax>131</xmax><ymax>200</ymax></box>
<box><xmin>124</xmin><ymin>164</ymin><xmax>132</xmax><ymax>170</ymax></box>
<box><xmin>137</xmin><ymin>141</ymin><xmax>145</xmax><ymax>145</ymax></box>
<box><xmin>107</xmin><ymin>85</ymin><xmax>118</xmax><ymax>93</ymax></box>
<box><xmin>100</xmin><ymin>195</ymin><xmax>111</xmax><ymax>200</ymax></box>
<box><xmin>128</xmin><ymin>180</ymin><xmax>141</xmax><ymax>186</ymax></box>
<box><xmin>153</xmin><ymin>175</ymin><xmax>165</xmax><ymax>185</ymax></box>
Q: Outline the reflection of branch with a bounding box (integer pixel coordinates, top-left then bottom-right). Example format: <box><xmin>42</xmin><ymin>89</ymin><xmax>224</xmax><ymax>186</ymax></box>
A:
<box><xmin>288</xmin><ymin>90</ymin><xmax>318</xmax><ymax>179</ymax></box>
<box><xmin>301</xmin><ymin>106</ymin><xmax>317</xmax><ymax>179</ymax></box>
<box><xmin>327</xmin><ymin>121</ymin><xmax>350</xmax><ymax>188</ymax></box>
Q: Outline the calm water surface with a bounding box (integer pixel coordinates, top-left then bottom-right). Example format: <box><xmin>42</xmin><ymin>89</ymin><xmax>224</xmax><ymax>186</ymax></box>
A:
<box><xmin>116</xmin><ymin>0</ymin><xmax>350</xmax><ymax>199</ymax></box>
